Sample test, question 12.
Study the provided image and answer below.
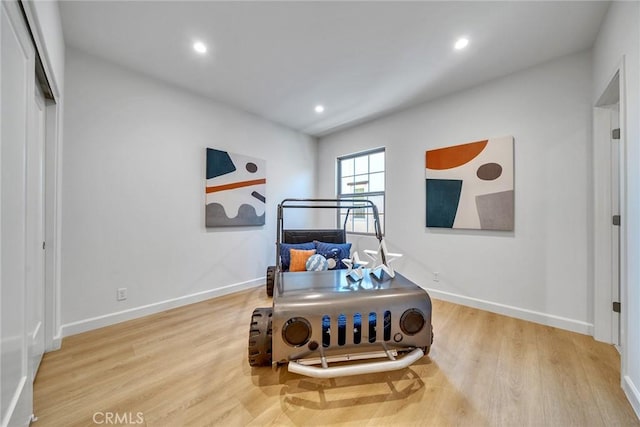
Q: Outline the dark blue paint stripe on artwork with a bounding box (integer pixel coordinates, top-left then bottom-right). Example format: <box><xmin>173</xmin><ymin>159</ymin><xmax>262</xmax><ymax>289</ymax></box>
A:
<box><xmin>206</xmin><ymin>148</ymin><xmax>236</xmax><ymax>179</ymax></box>
<box><xmin>251</xmin><ymin>191</ymin><xmax>266</xmax><ymax>203</ymax></box>
<box><xmin>426</xmin><ymin>179</ymin><xmax>463</xmax><ymax>228</ymax></box>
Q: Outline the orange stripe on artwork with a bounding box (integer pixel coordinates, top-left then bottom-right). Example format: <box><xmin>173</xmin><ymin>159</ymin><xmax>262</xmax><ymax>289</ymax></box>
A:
<box><xmin>426</xmin><ymin>140</ymin><xmax>488</xmax><ymax>170</ymax></box>
<box><xmin>206</xmin><ymin>178</ymin><xmax>266</xmax><ymax>194</ymax></box>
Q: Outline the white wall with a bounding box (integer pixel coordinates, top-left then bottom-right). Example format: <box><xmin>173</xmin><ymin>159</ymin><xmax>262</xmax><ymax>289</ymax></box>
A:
<box><xmin>318</xmin><ymin>51</ymin><xmax>593</xmax><ymax>334</ymax></box>
<box><xmin>61</xmin><ymin>48</ymin><xmax>316</xmax><ymax>334</ymax></box>
<box><xmin>593</xmin><ymin>1</ymin><xmax>640</xmax><ymax>418</ymax></box>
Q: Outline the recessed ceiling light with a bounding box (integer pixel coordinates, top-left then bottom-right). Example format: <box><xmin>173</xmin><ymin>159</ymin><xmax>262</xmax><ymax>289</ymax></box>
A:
<box><xmin>193</xmin><ymin>41</ymin><xmax>207</xmax><ymax>54</ymax></box>
<box><xmin>454</xmin><ymin>38</ymin><xmax>469</xmax><ymax>50</ymax></box>
<box><xmin>315</xmin><ymin>105</ymin><xmax>325</xmax><ymax>114</ymax></box>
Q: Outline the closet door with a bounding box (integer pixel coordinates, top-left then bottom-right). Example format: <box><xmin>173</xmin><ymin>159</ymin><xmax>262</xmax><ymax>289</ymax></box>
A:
<box><xmin>1</xmin><ymin>0</ymin><xmax>36</xmax><ymax>425</ymax></box>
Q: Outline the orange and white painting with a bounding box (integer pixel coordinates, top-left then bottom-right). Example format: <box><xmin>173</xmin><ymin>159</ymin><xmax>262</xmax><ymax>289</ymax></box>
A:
<box><xmin>205</xmin><ymin>148</ymin><xmax>266</xmax><ymax>227</ymax></box>
<box><xmin>425</xmin><ymin>136</ymin><xmax>514</xmax><ymax>230</ymax></box>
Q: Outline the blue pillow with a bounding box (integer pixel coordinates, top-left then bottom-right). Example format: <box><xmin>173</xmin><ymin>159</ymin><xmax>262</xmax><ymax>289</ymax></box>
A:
<box><xmin>280</xmin><ymin>242</ymin><xmax>316</xmax><ymax>270</ymax></box>
<box><xmin>314</xmin><ymin>241</ymin><xmax>352</xmax><ymax>269</ymax></box>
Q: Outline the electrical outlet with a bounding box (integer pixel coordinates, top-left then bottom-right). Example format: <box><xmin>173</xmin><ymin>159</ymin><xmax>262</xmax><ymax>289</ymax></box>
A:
<box><xmin>433</xmin><ymin>272</ymin><xmax>439</xmax><ymax>282</ymax></box>
<box><xmin>117</xmin><ymin>287</ymin><xmax>127</xmax><ymax>301</ymax></box>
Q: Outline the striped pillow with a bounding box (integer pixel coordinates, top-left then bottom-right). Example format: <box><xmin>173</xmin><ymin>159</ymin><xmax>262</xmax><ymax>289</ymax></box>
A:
<box><xmin>306</xmin><ymin>254</ymin><xmax>329</xmax><ymax>271</ymax></box>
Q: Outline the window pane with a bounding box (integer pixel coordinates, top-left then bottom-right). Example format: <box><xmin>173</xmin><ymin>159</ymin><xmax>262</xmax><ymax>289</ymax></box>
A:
<box><xmin>353</xmin><ymin>202</ymin><xmax>366</xmax><ymax>219</ymax></box>
<box><xmin>369</xmin><ymin>172</ymin><xmax>384</xmax><ymax>192</ymax></box>
<box><xmin>354</xmin><ymin>155</ymin><xmax>368</xmax><ymax>175</ymax></box>
<box><xmin>353</xmin><ymin>174</ymin><xmax>369</xmax><ymax>193</ymax></box>
<box><xmin>370</xmin><ymin>152</ymin><xmax>385</xmax><ymax>173</ymax></box>
<box><xmin>369</xmin><ymin>195</ymin><xmax>384</xmax><ymax>213</ymax></box>
<box><xmin>353</xmin><ymin>217</ymin><xmax>367</xmax><ymax>233</ymax></box>
<box><xmin>339</xmin><ymin>213</ymin><xmax>348</xmax><ymax>229</ymax></box>
<box><xmin>353</xmin><ymin>209</ymin><xmax>366</xmax><ymax>220</ymax></box>
<box><xmin>341</xmin><ymin>158</ymin><xmax>354</xmax><ymax>177</ymax></box>
<box><xmin>341</xmin><ymin>177</ymin><xmax>354</xmax><ymax>194</ymax></box>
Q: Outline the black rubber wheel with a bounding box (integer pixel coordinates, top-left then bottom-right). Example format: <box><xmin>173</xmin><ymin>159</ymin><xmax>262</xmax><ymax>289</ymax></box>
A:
<box><xmin>422</xmin><ymin>325</ymin><xmax>434</xmax><ymax>355</ymax></box>
<box><xmin>266</xmin><ymin>266</ymin><xmax>275</xmax><ymax>297</ymax></box>
<box><xmin>248</xmin><ymin>307</ymin><xmax>273</xmax><ymax>367</ymax></box>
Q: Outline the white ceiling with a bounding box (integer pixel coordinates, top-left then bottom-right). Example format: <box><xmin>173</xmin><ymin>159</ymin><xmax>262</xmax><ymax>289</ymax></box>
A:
<box><xmin>60</xmin><ymin>1</ymin><xmax>610</xmax><ymax>137</ymax></box>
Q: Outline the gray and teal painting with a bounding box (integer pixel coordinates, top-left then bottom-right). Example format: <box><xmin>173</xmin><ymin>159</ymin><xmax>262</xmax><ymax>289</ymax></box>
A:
<box><xmin>205</xmin><ymin>148</ymin><xmax>266</xmax><ymax>227</ymax></box>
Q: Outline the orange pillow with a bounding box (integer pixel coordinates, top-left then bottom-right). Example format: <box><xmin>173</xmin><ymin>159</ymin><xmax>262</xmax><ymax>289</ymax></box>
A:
<box><xmin>289</xmin><ymin>249</ymin><xmax>316</xmax><ymax>272</ymax></box>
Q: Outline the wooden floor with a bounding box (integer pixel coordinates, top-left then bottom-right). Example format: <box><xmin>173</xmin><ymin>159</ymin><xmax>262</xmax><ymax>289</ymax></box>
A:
<box><xmin>34</xmin><ymin>287</ymin><xmax>639</xmax><ymax>426</ymax></box>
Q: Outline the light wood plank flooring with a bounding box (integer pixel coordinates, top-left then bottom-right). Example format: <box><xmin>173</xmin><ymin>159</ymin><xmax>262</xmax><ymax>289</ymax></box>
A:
<box><xmin>34</xmin><ymin>287</ymin><xmax>640</xmax><ymax>426</ymax></box>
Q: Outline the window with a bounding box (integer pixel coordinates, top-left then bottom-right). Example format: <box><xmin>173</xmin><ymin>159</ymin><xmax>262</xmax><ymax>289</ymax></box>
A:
<box><xmin>337</xmin><ymin>148</ymin><xmax>385</xmax><ymax>234</ymax></box>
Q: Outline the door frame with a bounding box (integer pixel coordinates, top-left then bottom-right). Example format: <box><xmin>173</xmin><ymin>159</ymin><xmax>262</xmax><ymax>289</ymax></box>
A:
<box><xmin>27</xmin><ymin>75</ymin><xmax>46</xmax><ymax>380</ymax></box>
<box><xmin>593</xmin><ymin>57</ymin><xmax>627</xmax><ymax>353</ymax></box>
<box><xmin>20</xmin><ymin>0</ymin><xmax>63</xmax><ymax>352</ymax></box>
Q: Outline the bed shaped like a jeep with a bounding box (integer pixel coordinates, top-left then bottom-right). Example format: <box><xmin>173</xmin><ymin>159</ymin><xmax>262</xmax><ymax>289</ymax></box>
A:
<box><xmin>248</xmin><ymin>199</ymin><xmax>433</xmax><ymax>378</ymax></box>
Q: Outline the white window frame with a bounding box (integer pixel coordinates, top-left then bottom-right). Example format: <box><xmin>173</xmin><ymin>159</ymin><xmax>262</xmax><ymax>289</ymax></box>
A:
<box><xmin>336</xmin><ymin>148</ymin><xmax>385</xmax><ymax>235</ymax></box>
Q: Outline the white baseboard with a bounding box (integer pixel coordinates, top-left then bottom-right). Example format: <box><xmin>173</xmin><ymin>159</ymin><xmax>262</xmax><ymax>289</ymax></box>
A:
<box><xmin>426</xmin><ymin>287</ymin><xmax>594</xmax><ymax>336</ymax></box>
<box><xmin>49</xmin><ymin>325</ymin><xmax>62</xmax><ymax>351</ymax></box>
<box><xmin>60</xmin><ymin>278</ymin><xmax>264</xmax><ymax>338</ymax></box>
<box><xmin>623</xmin><ymin>375</ymin><xmax>640</xmax><ymax>420</ymax></box>
<box><xmin>50</xmin><ymin>335</ymin><xmax>62</xmax><ymax>351</ymax></box>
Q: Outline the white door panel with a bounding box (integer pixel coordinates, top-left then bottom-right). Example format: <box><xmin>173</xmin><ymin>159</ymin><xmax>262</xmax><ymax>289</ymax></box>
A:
<box><xmin>1</xmin><ymin>1</ymin><xmax>36</xmax><ymax>425</ymax></box>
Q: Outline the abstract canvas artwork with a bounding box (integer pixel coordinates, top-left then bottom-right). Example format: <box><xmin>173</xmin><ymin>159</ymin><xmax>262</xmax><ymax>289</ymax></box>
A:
<box><xmin>205</xmin><ymin>148</ymin><xmax>266</xmax><ymax>227</ymax></box>
<box><xmin>425</xmin><ymin>136</ymin><xmax>514</xmax><ymax>230</ymax></box>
